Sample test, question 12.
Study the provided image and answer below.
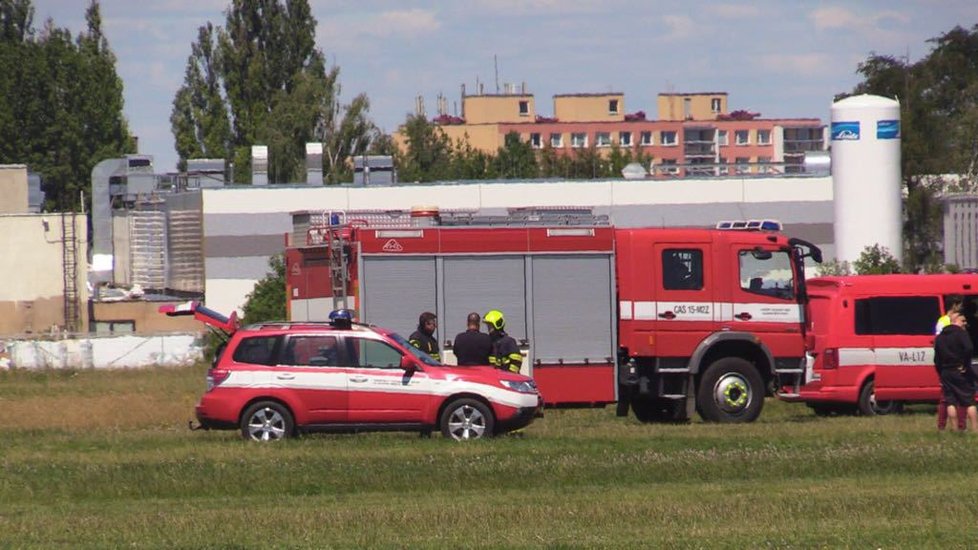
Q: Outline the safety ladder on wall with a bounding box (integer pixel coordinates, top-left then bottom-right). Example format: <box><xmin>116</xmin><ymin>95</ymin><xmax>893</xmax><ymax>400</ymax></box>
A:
<box><xmin>61</xmin><ymin>211</ymin><xmax>80</xmax><ymax>332</ymax></box>
<box><xmin>322</xmin><ymin>213</ymin><xmax>348</xmax><ymax>310</ymax></box>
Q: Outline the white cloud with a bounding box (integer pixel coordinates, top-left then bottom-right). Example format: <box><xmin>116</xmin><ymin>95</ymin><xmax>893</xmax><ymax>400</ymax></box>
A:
<box><xmin>714</xmin><ymin>3</ymin><xmax>761</xmax><ymax>19</ymax></box>
<box><xmin>661</xmin><ymin>14</ymin><xmax>695</xmax><ymax>40</ymax></box>
<box><xmin>758</xmin><ymin>53</ymin><xmax>834</xmax><ymax>76</ymax></box>
<box><xmin>810</xmin><ymin>6</ymin><xmax>910</xmax><ymax>34</ymax></box>
<box><xmin>469</xmin><ymin>0</ymin><xmax>606</xmax><ymax>15</ymax></box>
<box><xmin>372</xmin><ymin>9</ymin><xmax>441</xmax><ymax>37</ymax></box>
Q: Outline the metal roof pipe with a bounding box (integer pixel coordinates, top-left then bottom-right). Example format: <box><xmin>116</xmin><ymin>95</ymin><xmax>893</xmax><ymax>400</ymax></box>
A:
<box><xmin>252</xmin><ymin>145</ymin><xmax>268</xmax><ymax>186</ymax></box>
<box><xmin>90</xmin><ymin>157</ymin><xmax>126</xmax><ymax>283</ymax></box>
<box><xmin>306</xmin><ymin>142</ymin><xmax>323</xmax><ymax>185</ymax></box>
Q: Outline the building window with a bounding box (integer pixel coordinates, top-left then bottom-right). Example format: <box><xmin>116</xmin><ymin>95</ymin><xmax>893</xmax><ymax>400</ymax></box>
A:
<box><xmin>595</xmin><ymin>132</ymin><xmax>611</xmax><ymax>147</ymax></box>
<box><xmin>718</xmin><ymin>157</ymin><xmax>729</xmax><ymax>175</ymax></box>
<box><xmin>571</xmin><ymin>132</ymin><xmax>588</xmax><ymax>148</ymax></box>
<box><xmin>711</xmin><ymin>97</ymin><xmax>722</xmax><ymax>113</ymax></box>
<box><xmin>661</xmin><ymin>131</ymin><xmax>677</xmax><ymax>146</ymax></box>
<box><xmin>609</xmin><ymin>99</ymin><xmax>619</xmax><ymax>114</ymax></box>
<box><xmin>660</xmin><ymin>159</ymin><xmax>679</xmax><ymax>175</ymax></box>
<box><xmin>94</xmin><ymin>320</ymin><xmax>135</xmax><ymax>334</ymax></box>
<box><xmin>758</xmin><ymin>156</ymin><xmax>773</xmax><ymax>173</ymax></box>
<box><xmin>735</xmin><ymin>157</ymin><xmax>750</xmax><ymax>174</ymax></box>
<box><xmin>530</xmin><ymin>133</ymin><xmax>541</xmax><ymax>149</ymax></box>
<box><xmin>717</xmin><ymin>130</ymin><xmax>728</xmax><ymax>146</ymax></box>
<box><xmin>757</xmin><ymin>129</ymin><xmax>771</xmax><ymax>145</ymax></box>
<box><xmin>735</xmin><ymin>130</ymin><xmax>750</xmax><ymax>145</ymax></box>
<box><xmin>620</xmin><ymin>131</ymin><xmax>632</xmax><ymax>146</ymax></box>
<box><xmin>640</xmin><ymin>131</ymin><xmax>653</xmax><ymax>146</ymax></box>
<box><xmin>683</xmin><ymin>98</ymin><xmax>692</xmax><ymax>120</ymax></box>
<box><xmin>550</xmin><ymin>133</ymin><xmax>563</xmax><ymax>148</ymax></box>
<box><xmin>518</xmin><ymin>101</ymin><xmax>529</xmax><ymax>116</ymax></box>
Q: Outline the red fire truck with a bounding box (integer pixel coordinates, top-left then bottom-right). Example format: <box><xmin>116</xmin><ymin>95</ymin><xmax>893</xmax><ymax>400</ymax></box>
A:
<box><xmin>284</xmin><ymin>210</ymin><xmax>821</xmax><ymax>423</ymax></box>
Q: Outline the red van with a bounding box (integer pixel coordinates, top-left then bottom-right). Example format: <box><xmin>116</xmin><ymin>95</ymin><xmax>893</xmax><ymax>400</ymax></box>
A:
<box><xmin>790</xmin><ymin>274</ymin><xmax>978</xmax><ymax>415</ymax></box>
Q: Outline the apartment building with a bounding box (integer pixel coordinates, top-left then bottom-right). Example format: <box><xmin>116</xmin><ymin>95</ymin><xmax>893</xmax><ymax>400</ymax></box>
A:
<box><xmin>396</xmin><ymin>89</ymin><xmax>826</xmax><ymax>177</ymax></box>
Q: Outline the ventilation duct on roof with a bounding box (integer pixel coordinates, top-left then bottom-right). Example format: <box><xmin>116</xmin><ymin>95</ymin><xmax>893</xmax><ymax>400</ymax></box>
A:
<box><xmin>252</xmin><ymin>145</ymin><xmax>268</xmax><ymax>186</ymax></box>
<box><xmin>305</xmin><ymin>142</ymin><xmax>323</xmax><ymax>185</ymax></box>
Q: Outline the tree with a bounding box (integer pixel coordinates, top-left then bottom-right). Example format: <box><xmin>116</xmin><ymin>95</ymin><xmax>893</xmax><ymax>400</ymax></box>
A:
<box><xmin>852</xmin><ymin>244</ymin><xmax>901</xmax><ymax>275</ymax></box>
<box><xmin>0</xmin><ymin>0</ymin><xmax>133</xmax><ymax>211</ymax></box>
<box><xmin>493</xmin><ymin>131</ymin><xmax>538</xmax><ymax>179</ymax></box>
<box><xmin>395</xmin><ymin>114</ymin><xmax>454</xmax><ymax>182</ymax></box>
<box><xmin>171</xmin><ymin>0</ymin><xmax>376</xmax><ymax>184</ymax></box>
<box><xmin>241</xmin><ymin>254</ymin><xmax>286</xmax><ymax>325</ymax></box>
<box><xmin>845</xmin><ymin>25</ymin><xmax>978</xmax><ymax>272</ymax></box>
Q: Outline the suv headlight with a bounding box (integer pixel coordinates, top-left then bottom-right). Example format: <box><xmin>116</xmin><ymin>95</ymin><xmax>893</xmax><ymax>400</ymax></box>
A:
<box><xmin>501</xmin><ymin>379</ymin><xmax>537</xmax><ymax>393</ymax></box>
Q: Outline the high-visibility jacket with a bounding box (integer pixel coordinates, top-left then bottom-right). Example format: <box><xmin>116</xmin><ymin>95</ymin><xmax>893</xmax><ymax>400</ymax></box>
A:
<box><xmin>489</xmin><ymin>330</ymin><xmax>522</xmax><ymax>373</ymax></box>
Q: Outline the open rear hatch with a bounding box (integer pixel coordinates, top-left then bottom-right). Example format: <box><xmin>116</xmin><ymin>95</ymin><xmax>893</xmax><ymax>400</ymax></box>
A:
<box><xmin>158</xmin><ymin>301</ymin><xmax>239</xmax><ymax>335</ymax></box>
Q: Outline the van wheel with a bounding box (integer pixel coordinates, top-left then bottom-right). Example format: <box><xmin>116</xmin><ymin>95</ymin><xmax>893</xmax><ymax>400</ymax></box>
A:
<box><xmin>240</xmin><ymin>401</ymin><xmax>294</xmax><ymax>441</ymax></box>
<box><xmin>857</xmin><ymin>379</ymin><xmax>901</xmax><ymax>416</ymax></box>
<box><xmin>696</xmin><ymin>357</ymin><xmax>764</xmax><ymax>423</ymax></box>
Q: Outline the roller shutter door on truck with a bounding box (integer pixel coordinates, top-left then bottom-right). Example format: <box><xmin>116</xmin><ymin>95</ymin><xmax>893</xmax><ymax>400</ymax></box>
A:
<box><xmin>442</xmin><ymin>256</ymin><xmax>527</xmax><ymax>342</ymax></box>
<box><xmin>361</xmin><ymin>257</ymin><xmax>436</xmax><ymax>338</ymax></box>
<box><xmin>531</xmin><ymin>255</ymin><xmax>615</xmax><ymax>364</ymax></box>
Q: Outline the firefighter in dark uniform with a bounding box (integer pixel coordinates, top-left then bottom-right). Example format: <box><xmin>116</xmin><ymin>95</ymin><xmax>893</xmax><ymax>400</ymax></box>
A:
<box><xmin>483</xmin><ymin>310</ymin><xmax>523</xmax><ymax>373</ymax></box>
<box><xmin>409</xmin><ymin>311</ymin><xmax>441</xmax><ymax>362</ymax></box>
<box><xmin>452</xmin><ymin>312</ymin><xmax>492</xmax><ymax>366</ymax></box>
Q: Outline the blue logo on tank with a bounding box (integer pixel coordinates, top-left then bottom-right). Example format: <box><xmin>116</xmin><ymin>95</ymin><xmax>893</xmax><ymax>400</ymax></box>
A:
<box><xmin>831</xmin><ymin>121</ymin><xmax>860</xmax><ymax>141</ymax></box>
<box><xmin>877</xmin><ymin>120</ymin><xmax>900</xmax><ymax>139</ymax></box>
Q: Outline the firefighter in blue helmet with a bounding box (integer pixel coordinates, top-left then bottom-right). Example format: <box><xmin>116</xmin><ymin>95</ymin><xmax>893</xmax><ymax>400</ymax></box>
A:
<box><xmin>484</xmin><ymin>310</ymin><xmax>522</xmax><ymax>374</ymax></box>
<box><xmin>409</xmin><ymin>311</ymin><xmax>441</xmax><ymax>362</ymax></box>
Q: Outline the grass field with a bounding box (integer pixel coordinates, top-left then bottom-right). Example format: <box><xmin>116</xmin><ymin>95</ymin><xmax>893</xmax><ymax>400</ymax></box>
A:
<box><xmin>2</xmin><ymin>365</ymin><xmax>978</xmax><ymax>548</ymax></box>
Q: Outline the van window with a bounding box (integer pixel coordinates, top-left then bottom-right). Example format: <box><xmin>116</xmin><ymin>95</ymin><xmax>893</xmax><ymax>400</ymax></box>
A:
<box><xmin>662</xmin><ymin>249</ymin><xmax>703</xmax><ymax>290</ymax></box>
<box><xmin>232</xmin><ymin>335</ymin><xmax>281</xmax><ymax>365</ymax></box>
<box><xmin>854</xmin><ymin>297</ymin><xmax>940</xmax><ymax>335</ymax></box>
<box><xmin>739</xmin><ymin>250</ymin><xmax>793</xmax><ymax>299</ymax></box>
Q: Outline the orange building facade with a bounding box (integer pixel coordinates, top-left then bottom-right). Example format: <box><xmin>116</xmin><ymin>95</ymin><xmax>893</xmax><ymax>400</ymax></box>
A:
<box><xmin>395</xmin><ymin>90</ymin><xmax>826</xmax><ymax>177</ymax></box>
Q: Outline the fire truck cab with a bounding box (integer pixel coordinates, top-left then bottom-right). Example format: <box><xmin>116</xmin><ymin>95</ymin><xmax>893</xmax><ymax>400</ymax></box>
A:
<box><xmin>285</xmin><ymin>210</ymin><xmax>821</xmax><ymax>423</ymax></box>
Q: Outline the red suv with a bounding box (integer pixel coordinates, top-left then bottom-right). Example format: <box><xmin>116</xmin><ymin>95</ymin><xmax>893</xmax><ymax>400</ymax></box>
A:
<box><xmin>161</xmin><ymin>302</ymin><xmax>543</xmax><ymax>441</ymax></box>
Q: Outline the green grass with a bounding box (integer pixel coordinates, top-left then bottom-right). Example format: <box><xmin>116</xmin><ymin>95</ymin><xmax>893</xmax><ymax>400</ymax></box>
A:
<box><xmin>2</xmin><ymin>365</ymin><xmax>977</xmax><ymax>548</ymax></box>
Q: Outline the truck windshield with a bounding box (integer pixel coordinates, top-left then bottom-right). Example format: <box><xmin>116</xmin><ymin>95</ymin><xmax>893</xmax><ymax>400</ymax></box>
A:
<box><xmin>388</xmin><ymin>332</ymin><xmax>442</xmax><ymax>366</ymax></box>
<box><xmin>739</xmin><ymin>250</ymin><xmax>794</xmax><ymax>300</ymax></box>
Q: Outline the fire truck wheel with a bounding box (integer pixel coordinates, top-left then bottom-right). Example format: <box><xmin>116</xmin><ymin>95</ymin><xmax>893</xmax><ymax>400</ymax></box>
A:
<box><xmin>631</xmin><ymin>397</ymin><xmax>688</xmax><ymax>423</ymax></box>
<box><xmin>440</xmin><ymin>398</ymin><xmax>495</xmax><ymax>441</ymax></box>
<box><xmin>696</xmin><ymin>357</ymin><xmax>763</xmax><ymax>423</ymax></box>
<box><xmin>857</xmin><ymin>379</ymin><xmax>902</xmax><ymax>416</ymax></box>
<box><xmin>240</xmin><ymin>401</ymin><xmax>295</xmax><ymax>441</ymax></box>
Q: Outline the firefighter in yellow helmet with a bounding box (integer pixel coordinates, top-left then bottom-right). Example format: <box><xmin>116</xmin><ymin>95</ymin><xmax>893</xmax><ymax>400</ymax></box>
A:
<box><xmin>483</xmin><ymin>310</ymin><xmax>522</xmax><ymax>374</ymax></box>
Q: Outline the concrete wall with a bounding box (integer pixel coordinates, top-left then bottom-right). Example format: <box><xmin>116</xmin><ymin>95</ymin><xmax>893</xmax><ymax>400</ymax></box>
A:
<box><xmin>0</xmin><ymin>213</ymin><xmax>89</xmax><ymax>335</ymax></box>
<box><xmin>91</xmin><ymin>300</ymin><xmax>205</xmax><ymax>334</ymax></box>
<box><xmin>658</xmin><ymin>93</ymin><xmax>727</xmax><ymax>121</ymax></box>
<box><xmin>463</xmin><ymin>94</ymin><xmax>535</xmax><ymax>124</ymax></box>
<box><xmin>201</xmin><ymin>176</ymin><xmax>834</xmax><ymax>315</ymax></box>
<box><xmin>0</xmin><ymin>165</ymin><xmax>29</xmax><ymax>214</ymax></box>
<box><xmin>1</xmin><ymin>333</ymin><xmax>203</xmax><ymax>369</ymax></box>
<box><xmin>553</xmin><ymin>94</ymin><xmax>626</xmax><ymax>122</ymax></box>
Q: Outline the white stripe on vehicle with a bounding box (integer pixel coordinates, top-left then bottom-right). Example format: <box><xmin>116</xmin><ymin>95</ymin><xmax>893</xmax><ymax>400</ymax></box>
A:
<box><xmin>220</xmin><ymin>369</ymin><xmax>539</xmax><ymax>409</ymax></box>
<box><xmin>836</xmin><ymin>347</ymin><xmax>934</xmax><ymax>367</ymax></box>
<box><xmin>624</xmin><ymin>301</ymin><xmax>802</xmax><ymax>323</ymax></box>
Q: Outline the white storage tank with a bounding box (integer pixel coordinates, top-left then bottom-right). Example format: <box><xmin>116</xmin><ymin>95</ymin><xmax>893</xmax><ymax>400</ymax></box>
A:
<box><xmin>830</xmin><ymin>94</ymin><xmax>902</xmax><ymax>265</ymax></box>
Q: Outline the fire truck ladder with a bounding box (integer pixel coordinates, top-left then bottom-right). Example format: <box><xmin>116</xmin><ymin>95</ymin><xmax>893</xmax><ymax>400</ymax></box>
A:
<box><xmin>326</xmin><ymin>225</ymin><xmax>348</xmax><ymax>310</ymax></box>
<box><xmin>61</xmin><ymin>211</ymin><xmax>80</xmax><ymax>332</ymax></box>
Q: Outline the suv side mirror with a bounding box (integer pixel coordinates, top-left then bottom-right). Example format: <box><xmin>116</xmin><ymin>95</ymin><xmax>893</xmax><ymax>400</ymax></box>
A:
<box><xmin>400</xmin><ymin>355</ymin><xmax>418</xmax><ymax>371</ymax></box>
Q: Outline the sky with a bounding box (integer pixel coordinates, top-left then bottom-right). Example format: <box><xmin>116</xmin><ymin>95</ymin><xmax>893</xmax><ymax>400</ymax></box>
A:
<box><xmin>28</xmin><ymin>0</ymin><xmax>978</xmax><ymax>174</ymax></box>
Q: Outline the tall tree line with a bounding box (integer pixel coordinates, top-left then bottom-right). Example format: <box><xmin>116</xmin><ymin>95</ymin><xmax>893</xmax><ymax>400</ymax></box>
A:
<box><xmin>0</xmin><ymin>0</ymin><xmax>133</xmax><ymax>211</ymax></box>
<box><xmin>171</xmin><ymin>0</ymin><xmax>382</xmax><ymax>184</ymax></box>
<box><xmin>396</xmin><ymin>115</ymin><xmax>652</xmax><ymax>183</ymax></box>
